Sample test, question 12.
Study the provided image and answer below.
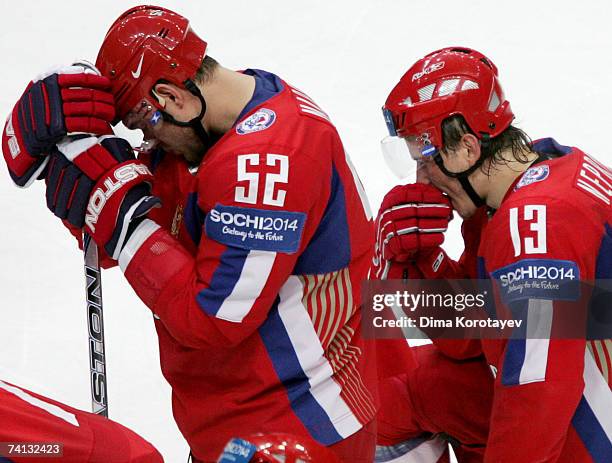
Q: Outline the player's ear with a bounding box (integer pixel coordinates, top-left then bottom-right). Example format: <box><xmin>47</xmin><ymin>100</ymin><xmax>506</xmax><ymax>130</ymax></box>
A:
<box><xmin>151</xmin><ymin>82</ymin><xmax>184</xmax><ymax>109</ymax></box>
<box><xmin>461</xmin><ymin>133</ymin><xmax>481</xmax><ymax>163</ymax></box>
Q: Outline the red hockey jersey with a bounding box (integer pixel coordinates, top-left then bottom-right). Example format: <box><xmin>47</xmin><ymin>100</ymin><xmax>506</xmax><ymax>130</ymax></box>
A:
<box><xmin>0</xmin><ymin>380</ymin><xmax>162</xmax><ymax>462</ymax></box>
<box><xmin>117</xmin><ymin>70</ymin><xmax>376</xmax><ymax>461</ymax></box>
<box><xmin>478</xmin><ymin>139</ymin><xmax>612</xmax><ymax>462</ymax></box>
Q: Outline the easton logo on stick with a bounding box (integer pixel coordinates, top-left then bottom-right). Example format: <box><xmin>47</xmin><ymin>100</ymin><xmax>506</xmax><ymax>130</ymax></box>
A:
<box><xmin>85</xmin><ymin>263</ymin><xmax>107</xmax><ymax>415</ymax></box>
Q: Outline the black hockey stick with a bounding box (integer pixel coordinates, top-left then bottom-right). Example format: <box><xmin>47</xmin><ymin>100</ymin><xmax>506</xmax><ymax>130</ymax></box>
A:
<box><xmin>83</xmin><ymin>233</ymin><xmax>108</xmax><ymax>417</ymax></box>
<box><xmin>66</xmin><ymin>59</ymin><xmax>109</xmax><ymax>417</ymax></box>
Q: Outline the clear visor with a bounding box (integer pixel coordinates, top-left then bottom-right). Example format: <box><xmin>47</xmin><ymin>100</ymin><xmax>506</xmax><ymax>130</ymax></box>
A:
<box><xmin>381</xmin><ymin>107</ymin><xmax>439</xmax><ymax>180</ymax></box>
<box><xmin>381</xmin><ymin>135</ymin><xmax>418</xmax><ymax>180</ymax></box>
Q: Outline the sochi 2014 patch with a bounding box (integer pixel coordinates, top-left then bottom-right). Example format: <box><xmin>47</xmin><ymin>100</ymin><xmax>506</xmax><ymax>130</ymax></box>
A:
<box><xmin>205</xmin><ymin>204</ymin><xmax>306</xmax><ymax>253</ymax></box>
<box><xmin>515</xmin><ymin>165</ymin><xmax>550</xmax><ymax>190</ymax></box>
<box><xmin>491</xmin><ymin>258</ymin><xmax>580</xmax><ymax>304</ymax></box>
<box><xmin>236</xmin><ymin>108</ymin><xmax>276</xmax><ymax>135</ymax></box>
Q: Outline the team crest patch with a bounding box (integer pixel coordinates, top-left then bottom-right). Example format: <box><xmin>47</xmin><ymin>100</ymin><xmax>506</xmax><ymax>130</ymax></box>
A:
<box><xmin>236</xmin><ymin>108</ymin><xmax>276</xmax><ymax>135</ymax></box>
<box><xmin>515</xmin><ymin>165</ymin><xmax>550</xmax><ymax>190</ymax></box>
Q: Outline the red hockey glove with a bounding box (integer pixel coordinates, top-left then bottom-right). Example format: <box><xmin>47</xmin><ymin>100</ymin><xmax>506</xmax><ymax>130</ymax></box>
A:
<box><xmin>46</xmin><ymin>136</ymin><xmax>160</xmax><ymax>259</ymax></box>
<box><xmin>371</xmin><ymin>249</ymin><xmax>455</xmax><ymax>280</ymax></box>
<box><xmin>377</xmin><ymin>183</ymin><xmax>452</xmax><ymax>260</ymax></box>
<box><xmin>371</xmin><ymin>184</ymin><xmax>453</xmax><ymax>279</ymax></box>
<box><xmin>2</xmin><ymin>63</ymin><xmax>114</xmax><ymax>187</ymax></box>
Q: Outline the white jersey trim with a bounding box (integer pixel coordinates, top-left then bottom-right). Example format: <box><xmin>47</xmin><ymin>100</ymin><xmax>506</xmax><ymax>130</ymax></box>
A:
<box><xmin>278</xmin><ymin>276</ymin><xmax>362</xmax><ymax>437</ymax></box>
<box><xmin>519</xmin><ymin>299</ymin><xmax>553</xmax><ymax>385</ymax></box>
<box><xmin>215</xmin><ymin>250</ymin><xmax>277</xmax><ymax>323</ymax></box>
<box><xmin>118</xmin><ymin>219</ymin><xmax>160</xmax><ymax>272</ymax></box>
<box><xmin>583</xmin><ymin>348</ymin><xmax>612</xmax><ymax>440</ymax></box>
<box><xmin>0</xmin><ymin>381</ymin><xmax>79</xmax><ymax>427</ymax></box>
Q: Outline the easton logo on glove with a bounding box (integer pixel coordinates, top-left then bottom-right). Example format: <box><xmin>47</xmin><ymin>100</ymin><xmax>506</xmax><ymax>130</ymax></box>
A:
<box><xmin>86</xmin><ymin>163</ymin><xmax>153</xmax><ymax>232</ymax></box>
<box><xmin>45</xmin><ymin>135</ymin><xmax>159</xmax><ymax>259</ymax></box>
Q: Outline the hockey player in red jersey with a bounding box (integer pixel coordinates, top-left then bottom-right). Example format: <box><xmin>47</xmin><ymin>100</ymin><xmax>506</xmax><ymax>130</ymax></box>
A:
<box><xmin>373</xmin><ymin>185</ymin><xmax>492</xmax><ymax>462</ymax></box>
<box><xmin>1</xmin><ymin>64</ymin><xmax>163</xmax><ymax>461</ymax></box>
<box><xmin>372</xmin><ymin>50</ymin><xmax>495</xmax><ymax>462</ymax></box>
<box><xmin>0</xmin><ymin>380</ymin><xmax>162</xmax><ymax>462</ymax></box>
<box><xmin>2</xmin><ymin>5</ymin><xmax>376</xmax><ymax>462</ymax></box>
<box><xmin>377</xmin><ymin>46</ymin><xmax>612</xmax><ymax>462</ymax></box>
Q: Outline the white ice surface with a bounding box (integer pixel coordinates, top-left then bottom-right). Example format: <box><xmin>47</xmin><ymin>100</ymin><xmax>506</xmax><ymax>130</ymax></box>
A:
<box><xmin>1</xmin><ymin>1</ymin><xmax>611</xmax><ymax>461</ymax></box>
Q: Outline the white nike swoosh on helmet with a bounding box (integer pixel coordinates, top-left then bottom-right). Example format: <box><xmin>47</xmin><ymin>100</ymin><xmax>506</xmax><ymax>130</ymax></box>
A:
<box><xmin>131</xmin><ymin>53</ymin><xmax>145</xmax><ymax>79</ymax></box>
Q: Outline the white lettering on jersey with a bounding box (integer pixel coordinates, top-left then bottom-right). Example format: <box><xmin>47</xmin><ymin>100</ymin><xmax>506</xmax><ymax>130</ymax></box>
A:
<box><xmin>264</xmin><ymin>154</ymin><xmax>288</xmax><ymax>206</ymax></box>
<box><xmin>235</xmin><ymin>154</ymin><xmax>259</xmax><ymax>204</ymax></box>
<box><xmin>289</xmin><ymin>86</ymin><xmax>331</xmax><ymax>122</ymax></box>
<box><xmin>235</xmin><ymin>154</ymin><xmax>289</xmax><ymax>207</ymax></box>
<box><xmin>576</xmin><ymin>155</ymin><xmax>612</xmax><ymax>206</ymax></box>
<box><xmin>509</xmin><ymin>205</ymin><xmax>547</xmax><ymax>256</ymax></box>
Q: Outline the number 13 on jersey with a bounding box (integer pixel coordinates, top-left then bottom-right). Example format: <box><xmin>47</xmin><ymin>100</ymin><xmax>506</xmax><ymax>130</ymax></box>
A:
<box><xmin>235</xmin><ymin>154</ymin><xmax>289</xmax><ymax>207</ymax></box>
<box><xmin>509</xmin><ymin>204</ymin><xmax>547</xmax><ymax>256</ymax></box>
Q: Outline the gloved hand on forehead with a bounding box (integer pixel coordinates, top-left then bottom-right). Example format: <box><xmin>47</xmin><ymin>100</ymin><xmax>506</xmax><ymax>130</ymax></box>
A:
<box><xmin>2</xmin><ymin>62</ymin><xmax>115</xmax><ymax>187</ymax></box>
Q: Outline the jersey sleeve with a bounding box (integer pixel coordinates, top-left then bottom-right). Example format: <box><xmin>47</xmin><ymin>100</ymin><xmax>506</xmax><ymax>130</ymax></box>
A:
<box><xmin>117</xmin><ymin>145</ymin><xmax>328</xmax><ymax>348</ymax></box>
<box><xmin>482</xmin><ymin>198</ymin><xmax>600</xmax><ymax>462</ymax></box>
<box><xmin>425</xmin><ymin>208</ymin><xmax>488</xmax><ymax>359</ymax></box>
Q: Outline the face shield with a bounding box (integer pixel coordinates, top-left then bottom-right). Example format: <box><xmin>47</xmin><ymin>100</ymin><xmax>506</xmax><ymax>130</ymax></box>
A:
<box><xmin>381</xmin><ymin>107</ymin><xmax>439</xmax><ymax>181</ymax></box>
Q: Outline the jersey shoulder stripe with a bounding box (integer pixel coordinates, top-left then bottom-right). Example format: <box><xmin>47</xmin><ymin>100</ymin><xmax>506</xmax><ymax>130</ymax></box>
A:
<box><xmin>288</xmin><ymin>85</ymin><xmax>332</xmax><ymax>123</ymax></box>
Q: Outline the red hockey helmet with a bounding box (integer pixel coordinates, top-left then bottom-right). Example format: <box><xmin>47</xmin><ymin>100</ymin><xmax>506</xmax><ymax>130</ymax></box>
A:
<box><xmin>383</xmin><ymin>47</ymin><xmax>514</xmax><ymax>156</ymax></box>
<box><xmin>95</xmin><ymin>5</ymin><xmax>207</xmax><ymax>120</ymax></box>
<box><xmin>217</xmin><ymin>434</ymin><xmax>340</xmax><ymax>463</ymax></box>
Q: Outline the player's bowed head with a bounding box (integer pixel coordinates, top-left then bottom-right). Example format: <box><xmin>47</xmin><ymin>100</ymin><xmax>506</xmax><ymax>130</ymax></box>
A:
<box><xmin>96</xmin><ymin>5</ymin><xmax>256</xmax><ymax>165</ymax></box>
<box><xmin>381</xmin><ymin>47</ymin><xmax>538</xmax><ymax>218</ymax></box>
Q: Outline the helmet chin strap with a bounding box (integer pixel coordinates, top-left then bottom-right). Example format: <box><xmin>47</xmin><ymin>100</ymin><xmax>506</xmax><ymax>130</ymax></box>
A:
<box><xmin>430</xmin><ymin>135</ymin><xmax>490</xmax><ymax>208</ymax></box>
<box><xmin>457</xmin><ymin>176</ymin><xmax>486</xmax><ymax>208</ymax></box>
<box><xmin>156</xmin><ymin>79</ymin><xmax>214</xmax><ymax>152</ymax></box>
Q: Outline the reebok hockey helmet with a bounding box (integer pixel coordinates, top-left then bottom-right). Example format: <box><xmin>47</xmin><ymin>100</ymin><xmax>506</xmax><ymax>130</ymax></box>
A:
<box><xmin>383</xmin><ymin>47</ymin><xmax>513</xmax><ymax>156</ymax></box>
<box><xmin>217</xmin><ymin>434</ymin><xmax>340</xmax><ymax>463</ymax></box>
<box><xmin>381</xmin><ymin>47</ymin><xmax>514</xmax><ymax>207</ymax></box>
<box><xmin>95</xmin><ymin>5</ymin><xmax>207</xmax><ymax>120</ymax></box>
